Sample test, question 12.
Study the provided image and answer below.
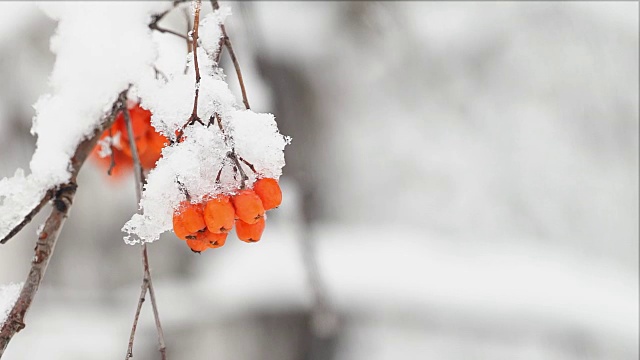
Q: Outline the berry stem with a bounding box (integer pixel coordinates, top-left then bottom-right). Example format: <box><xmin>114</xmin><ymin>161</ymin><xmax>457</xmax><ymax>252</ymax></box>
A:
<box><xmin>189</xmin><ymin>0</ymin><xmax>202</xmax><ymax>124</ymax></box>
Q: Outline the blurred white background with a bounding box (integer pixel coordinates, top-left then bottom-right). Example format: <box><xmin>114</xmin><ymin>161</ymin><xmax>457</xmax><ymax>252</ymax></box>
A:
<box><xmin>0</xmin><ymin>1</ymin><xmax>638</xmax><ymax>359</ymax></box>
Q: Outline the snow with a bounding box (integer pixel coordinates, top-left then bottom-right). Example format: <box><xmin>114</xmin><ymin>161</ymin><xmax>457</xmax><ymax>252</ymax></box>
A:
<box><xmin>199</xmin><ymin>5</ymin><xmax>231</xmax><ymax>55</ymax></box>
<box><xmin>1</xmin><ymin>2</ymin><xmax>288</xmax><ymax>245</ymax></box>
<box><xmin>0</xmin><ymin>2</ymin><xmax>171</xmax><ymax>241</ymax></box>
<box><xmin>122</xmin><ymin>8</ymin><xmax>288</xmax><ymax>244</ymax></box>
<box><xmin>0</xmin><ymin>282</ymin><xmax>22</xmax><ymax>326</ymax></box>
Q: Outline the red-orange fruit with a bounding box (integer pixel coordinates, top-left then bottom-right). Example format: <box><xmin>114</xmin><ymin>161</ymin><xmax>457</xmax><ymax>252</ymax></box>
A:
<box><xmin>231</xmin><ymin>190</ymin><xmax>265</xmax><ymax>224</ymax></box>
<box><xmin>120</xmin><ymin>133</ymin><xmax>149</xmax><ymax>158</ymax></box>
<box><xmin>117</xmin><ymin>104</ymin><xmax>152</xmax><ymax>142</ymax></box>
<box><xmin>172</xmin><ymin>215</ymin><xmax>192</xmax><ymax>240</ymax></box>
<box><xmin>204</xmin><ymin>196</ymin><xmax>235</xmax><ymax>233</ymax></box>
<box><xmin>173</xmin><ymin>202</ymin><xmax>206</xmax><ymax>234</ymax></box>
<box><xmin>253</xmin><ymin>178</ymin><xmax>282</xmax><ymax>210</ymax></box>
<box><xmin>196</xmin><ymin>230</ymin><xmax>228</xmax><ymax>248</ymax></box>
<box><xmin>186</xmin><ymin>238</ymin><xmax>209</xmax><ymax>253</ymax></box>
<box><xmin>90</xmin><ymin>140</ymin><xmax>133</xmax><ymax>180</ymax></box>
<box><xmin>139</xmin><ymin>130</ymin><xmax>168</xmax><ymax>170</ymax></box>
<box><xmin>235</xmin><ymin>217</ymin><xmax>265</xmax><ymax>243</ymax></box>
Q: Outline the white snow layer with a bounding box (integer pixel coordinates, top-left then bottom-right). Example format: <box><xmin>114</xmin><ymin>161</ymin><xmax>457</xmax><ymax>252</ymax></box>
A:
<box><xmin>125</xmin><ymin>6</ymin><xmax>288</xmax><ymax>244</ymax></box>
<box><xmin>0</xmin><ymin>283</ymin><xmax>22</xmax><ymax>326</ymax></box>
<box><xmin>1</xmin><ymin>2</ymin><xmax>287</xmax><ymax>245</ymax></box>
<box><xmin>124</xmin><ymin>51</ymin><xmax>288</xmax><ymax>244</ymax></box>
<box><xmin>0</xmin><ymin>2</ymin><xmax>170</xmax><ymax>240</ymax></box>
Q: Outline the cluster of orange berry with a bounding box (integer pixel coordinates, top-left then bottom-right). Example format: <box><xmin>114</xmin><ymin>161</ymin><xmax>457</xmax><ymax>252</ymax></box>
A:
<box><xmin>172</xmin><ymin>178</ymin><xmax>282</xmax><ymax>253</ymax></box>
<box><xmin>92</xmin><ymin>103</ymin><xmax>168</xmax><ymax>177</ymax></box>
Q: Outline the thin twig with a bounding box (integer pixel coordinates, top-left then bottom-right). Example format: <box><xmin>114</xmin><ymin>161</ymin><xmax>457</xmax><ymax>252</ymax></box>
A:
<box><xmin>145</xmin><ymin>255</ymin><xmax>166</xmax><ymax>359</ymax></box>
<box><xmin>238</xmin><ymin>156</ymin><xmax>256</xmax><ymax>173</ymax></box>
<box><xmin>176</xmin><ymin>0</ymin><xmax>203</xmax><ymax>142</ymax></box>
<box><xmin>122</xmin><ymin>94</ymin><xmax>167</xmax><ymax>360</ymax></box>
<box><xmin>0</xmin><ymin>91</ymin><xmax>126</xmax><ymax>357</ymax></box>
<box><xmin>107</xmin><ymin>128</ymin><xmax>116</xmax><ymax>176</ymax></box>
<box><xmin>214</xmin><ymin>113</ymin><xmax>248</xmax><ymax>188</ymax></box>
<box><xmin>211</xmin><ymin>0</ymin><xmax>250</xmax><ymax>109</ymax></box>
<box><xmin>189</xmin><ymin>0</ymin><xmax>202</xmax><ymax>124</ymax></box>
<box><xmin>0</xmin><ymin>191</ymin><xmax>53</xmax><ymax>244</ymax></box>
<box><xmin>125</xmin><ymin>277</ymin><xmax>148</xmax><ymax>359</ymax></box>
<box><xmin>150</xmin><ymin>23</ymin><xmax>190</xmax><ymax>41</ymax></box>
<box><xmin>121</xmin><ymin>100</ymin><xmax>143</xmax><ymax>199</ymax></box>
<box><xmin>148</xmin><ymin>0</ymin><xmax>190</xmax><ymax>42</ymax></box>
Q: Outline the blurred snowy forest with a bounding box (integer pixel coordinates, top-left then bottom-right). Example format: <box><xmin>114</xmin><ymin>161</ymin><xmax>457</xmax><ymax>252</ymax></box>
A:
<box><xmin>0</xmin><ymin>1</ymin><xmax>638</xmax><ymax>359</ymax></box>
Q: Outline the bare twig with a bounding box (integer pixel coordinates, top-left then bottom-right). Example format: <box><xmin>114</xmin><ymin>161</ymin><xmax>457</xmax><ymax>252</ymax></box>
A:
<box><xmin>148</xmin><ymin>0</ymin><xmax>190</xmax><ymax>41</ymax></box>
<box><xmin>107</xmin><ymin>128</ymin><xmax>116</xmax><ymax>176</ymax></box>
<box><xmin>211</xmin><ymin>0</ymin><xmax>250</xmax><ymax>109</ymax></box>
<box><xmin>121</xmin><ymin>101</ymin><xmax>144</xmax><ymax>199</ymax></box>
<box><xmin>125</xmin><ymin>277</ymin><xmax>148</xmax><ymax>359</ymax></box>
<box><xmin>213</xmin><ymin>113</ymin><xmax>248</xmax><ymax>188</ymax></box>
<box><xmin>122</xmin><ymin>96</ymin><xmax>167</xmax><ymax>360</ymax></box>
<box><xmin>189</xmin><ymin>0</ymin><xmax>202</xmax><ymax>123</ymax></box>
<box><xmin>145</xmin><ymin>255</ymin><xmax>166</xmax><ymax>359</ymax></box>
<box><xmin>175</xmin><ymin>0</ymin><xmax>203</xmax><ymax>142</ymax></box>
<box><xmin>238</xmin><ymin>156</ymin><xmax>256</xmax><ymax>173</ymax></box>
<box><xmin>0</xmin><ymin>91</ymin><xmax>126</xmax><ymax>357</ymax></box>
<box><xmin>150</xmin><ymin>23</ymin><xmax>190</xmax><ymax>42</ymax></box>
<box><xmin>0</xmin><ymin>191</ymin><xmax>53</xmax><ymax>244</ymax></box>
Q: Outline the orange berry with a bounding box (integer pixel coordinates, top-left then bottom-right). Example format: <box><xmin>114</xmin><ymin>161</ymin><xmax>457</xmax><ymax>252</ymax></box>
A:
<box><xmin>117</xmin><ymin>104</ymin><xmax>151</xmax><ymax>141</ymax></box>
<box><xmin>139</xmin><ymin>131</ymin><xmax>168</xmax><ymax>170</ymax></box>
<box><xmin>172</xmin><ymin>214</ymin><xmax>192</xmax><ymax>240</ymax></box>
<box><xmin>173</xmin><ymin>202</ymin><xmax>206</xmax><ymax>234</ymax></box>
<box><xmin>90</xmin><ymin>141</ymin><xmax>133</xmax><ymax>180</ymax></box>
<box><xmin>231</xmin><ymin>190</ymin><xmax>265</xmax><ymax>224</ymax></box>
<box><xmin>120</xmin><ymin>133</ymin><xmax>149</xmax><ymax>158</ymax></box>
<box><xmin>196</xmin><ymin>230</ymin><xmax>227</xmax><ymax>248</ymax></box>
<box><xmin>186</xmin><ymin>237</ymin><xmax>209</xmax><ymax>253</ymax></box>
<box><xmin>235</xmin><ymin>217</ymin><xmax>265</xmax><ymax>243</ymax></box>
<box><xmin>253</xmin><ymin>178</ymin><xmax>282</xmax><ymax>210</ymax></box>
<box><xmin>204</xmin><ymin>196</ymin><xmax>235</xmax><ymax>233</ymax></box>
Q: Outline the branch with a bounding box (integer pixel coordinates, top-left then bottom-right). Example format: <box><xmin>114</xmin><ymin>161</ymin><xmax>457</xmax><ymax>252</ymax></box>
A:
<box><xmin>211</xmin><ymin>0</ymin><xmax>250</xmax><ymax>110</ymax></box>
<box><xmin>0</xmin><ymin>91</ymin><xmax>126</xmax><ymax>357</ymax></box>
<box><xmin>122</xmin><ymin>97</ymin><xmax>166</xmax><ymax>360</ymax></box>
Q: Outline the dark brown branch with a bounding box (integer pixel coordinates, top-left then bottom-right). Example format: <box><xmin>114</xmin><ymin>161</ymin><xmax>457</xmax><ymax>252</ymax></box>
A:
<box><xmin>123</xmin><ymin>96</ymin><xmax>166</xmax><ymax>360</ymax></box>
<box><xmin>0</xmin><ymin>91</ymin><xmax>126</xmax><ymax>357</ymax></box>
<box><xmin>211</xmin><ymin>0</ymin><xmax>250</xmax><ymax>110</ymax></box>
